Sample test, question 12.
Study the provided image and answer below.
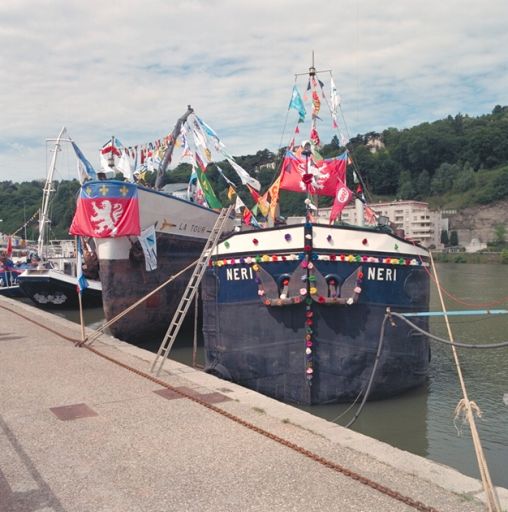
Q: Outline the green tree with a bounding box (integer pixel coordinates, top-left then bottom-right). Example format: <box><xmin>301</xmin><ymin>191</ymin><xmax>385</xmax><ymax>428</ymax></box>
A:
<box><xmin>397</xmin><ymin>169</ymin><xmax>416</xmax><ymax>199</ymax></box>
<box><xmin>430</xmin><ymin>163</ymin><xmax>460</xmax><ymax>195</ymax></box>
<box><xmin>440</xmin><ymin>230</ymin><xmax>449</xmax><ymax>246</ymax></box>
<box><xmin>453</xmin><ymin>162</ymin><xmax>475</xmax><ymax>193</ymax></box>
<box><xmin>415</xmin><ymin>169</ymin><xmax>430</xmax><ymax>197</ymax></box>
<box><xmin>449</xmin><ymin>230</ymin><xmax>459</xmax><ymax>246</ymax></box>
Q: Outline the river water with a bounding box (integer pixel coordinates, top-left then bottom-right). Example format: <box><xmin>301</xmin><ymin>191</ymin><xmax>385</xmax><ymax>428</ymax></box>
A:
<box><xmin>53</xmin><ymin>263</ymin><xmax>508</xmax><ymax>489</ymax></box>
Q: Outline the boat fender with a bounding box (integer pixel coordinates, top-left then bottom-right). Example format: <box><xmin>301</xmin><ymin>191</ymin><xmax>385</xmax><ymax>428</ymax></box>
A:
<box><xmin>204</xmin><ymin>362</ymin><xmax>232</xmax><ymax>381</ymax></box>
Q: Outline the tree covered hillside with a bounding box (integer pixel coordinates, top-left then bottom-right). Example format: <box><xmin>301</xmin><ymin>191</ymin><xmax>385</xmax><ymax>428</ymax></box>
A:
<box><xmin>349</xmin><ymin>105</ymin><xmax>508</xmax><ymax>206</ymax></box>
<box><xmin>1</xmin><ymin>106</ymin><xmax>507</xmax><ymax>238</ymax></box>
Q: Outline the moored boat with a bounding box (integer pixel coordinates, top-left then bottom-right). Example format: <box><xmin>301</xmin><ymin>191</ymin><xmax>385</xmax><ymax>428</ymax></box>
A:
<box><xmin>17</xmin><ymin>266</ymin><xmax>102</xmax><ymax>308</ymax></box>
<box><xmin>0</xmin><ymin>269</ymin><xmax>25</xmax><ymax>298</ymax></box>
<box><xmin>202</xmin><ymin>223</ymin><xmax>430</xmax><ymax>405</ymax></box>
<box><xmin>91</xmin><ymin>182</ymin><xmax>228</xmax><ymax>342</ymax></box>
<box><xmin>201</xmin><ymin>57</ymin><xmax>431</xmax><ymax>405</ymax></box>
<box><xmin>70</xmin><ymin>107</ymin><xmax>236</xmax><ymax>343</ymax></box>
<box><xmin>16</xmin><ymin>128</ymin><xmax>103</xmax><ymax>309</ymax></box>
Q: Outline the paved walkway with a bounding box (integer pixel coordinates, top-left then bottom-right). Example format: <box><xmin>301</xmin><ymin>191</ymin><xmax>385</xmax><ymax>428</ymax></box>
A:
<box><xmin>0</xmin><ymin>296</ymin><xmax>506</xmax><ymax>511</ymax></box>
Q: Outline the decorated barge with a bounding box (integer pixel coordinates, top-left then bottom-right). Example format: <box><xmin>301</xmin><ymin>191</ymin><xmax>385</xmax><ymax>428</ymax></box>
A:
<box><xmin>200</xmin><ymin>56</ymin><xmax>431</xmax><ymax>405</ymax></box>
<box><xmin>70</xmin><ymin>107</ymin><xmax>236</xmax><ymax>343</ymax></box>
<box><xmin>202</xmin><ymin>223</ymin><xmax>430</xmax><ymax>405</ymax></box>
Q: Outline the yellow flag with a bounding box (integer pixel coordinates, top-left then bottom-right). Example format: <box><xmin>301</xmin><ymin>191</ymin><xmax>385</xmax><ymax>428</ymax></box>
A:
<box><xmin>227</xmin><ymin>186</ymin><xmax>236</xmax><ymax>200</ymax></box>
<box><xmin>267</xmin><ymin>174</ymin><xmax>282</xmax><ymax>220</ymax></box>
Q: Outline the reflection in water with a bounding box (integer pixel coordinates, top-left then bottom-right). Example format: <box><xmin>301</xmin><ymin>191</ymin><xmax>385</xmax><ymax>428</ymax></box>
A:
<box><xmin>426</xmin><ymin>264</ymin><xmax>508</xmax><ymax>489</ymax></box>
<box><xmin>49</xmin><ymin>263</ymin><xmax>508</xmax><ymax>488</ymax></box>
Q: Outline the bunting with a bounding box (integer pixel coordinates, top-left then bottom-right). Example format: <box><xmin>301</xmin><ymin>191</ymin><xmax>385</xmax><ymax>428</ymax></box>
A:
<box><xmin>234</xmin><ymin>195</ymin><xmax>259</xmax><ymax>227</ymax></box>
<box><xmin>310</xmin><ymin>125</ymin><xmax>321</xmax><ymax>147</ymax></box>
<box><xmin>312</xmin><ymin>90</ymin><xmax>321</xmax><ymax>118</ymax></box>
<box><xmin>267</xmin><ymin>174</ymin><xmax>282</xmax><ymax>220</ymax></box>
<box><xmin>117</xmin><ymin>150</ymin><xmax>133</xmax><ymax>181</ymax></box>
<box><xmin>247</xmin><ymin>184</ymin><xmax>269</xmax><ymax>217</ymax></box>
<box><xmin>288</xmin><ymin>85</ymin><xmax>306</xmax><ymax>123</ymax></box>
<box><xmin>194</xmin><ymin>164</ymin><xmax>222</xmax><ymax>209</ymax></box>
<box><xmin>330</xmin><ymin>76</ymin><xmax>340</xmax><ymax>115</ymax></box>
<box><xmin>279</xmin><ymin>151</ymin><xmax>347</xmax><ymax>196</ymax></box>
<box><xmin>364</xmin><ymin>206</ymin><xmax>378</xmax><ymax>225</ymax></box>
<box><xmin>329</xmin><ymin>179</ymin><xmax>353</xmax><ymax>223</ymax></box>
<box><xmin>226</xmin><ymin>158</ymin><xmax>261</xmax><ymax>191</ymax></box>
<box><xmin>71</xmin><ymin>142</ymin><xmax>97</xmax><ymax>183</ymax></box>
<box><xmin>227</xmin><ymin>186</ymin><xmax>236</xmax><ymax>200</ymax></box>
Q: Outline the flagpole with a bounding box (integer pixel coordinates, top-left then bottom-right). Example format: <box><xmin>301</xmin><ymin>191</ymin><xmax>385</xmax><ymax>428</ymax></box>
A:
<box><xmin>302</xmin><ymin>142</ymin><xmax>313</xmax><ymax>222</ymax></box>
<box><xmin>75</xmin><ymin>236</ymin><xmax>86</xmax><ymax>345</ymax></box>
<box><xmin>78</xmin><ymin>289</ymin><xmax>86</xmax><ymax>344</ymax></box>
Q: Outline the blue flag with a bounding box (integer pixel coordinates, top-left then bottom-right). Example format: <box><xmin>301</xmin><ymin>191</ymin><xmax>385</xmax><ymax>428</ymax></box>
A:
<box><xmin>76</xmin><ymin>236</ymin><xmax>89</xmax><ymax>293</ymax></box>
<box><xmin>288</xmin><ymin>85</ymin><xmax>306</xmax><ymax>123</ymax></box>
<box><xmin>72</xmin><ymin>142</ymin><xmax>97</xmax><ymax>183</ymax></box>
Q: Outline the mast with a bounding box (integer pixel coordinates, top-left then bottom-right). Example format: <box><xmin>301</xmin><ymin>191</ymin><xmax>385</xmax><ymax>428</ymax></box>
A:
<box><xmin>309</xmin><ymin>50</ymin><xmax>316</xmax><ymax>77</ymax></box>
<box><xmin>108</xmin><ymin>135</ymin><xmax>116</xmax><ymax>170</ymax></box>
<box><xmin>37</xmin><ymin>127</ymin><xmax>66</xmax><ymax>258</ymax></box>
<box><xmin>155</xmin><ymin>105</ymin><xmax>194</xmax><ymax>190</ymax></box>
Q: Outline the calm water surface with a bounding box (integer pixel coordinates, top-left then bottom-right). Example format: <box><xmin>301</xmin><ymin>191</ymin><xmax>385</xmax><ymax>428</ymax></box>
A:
<box><xmin>58</xmin><ymin>263</ymin><xmax>508</xmax><ymax>488</ymax></box>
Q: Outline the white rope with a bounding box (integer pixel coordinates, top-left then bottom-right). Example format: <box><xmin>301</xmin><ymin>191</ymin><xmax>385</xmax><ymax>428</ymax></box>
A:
<box><xmin>430</xmin><ymin>252</ymin><xmax>501</xmax><ymax>511</ymax></box>
<box><xmin>81</xmin><ymin>258</ymin><xmax>199</xmax><ymax>346</ymax></box>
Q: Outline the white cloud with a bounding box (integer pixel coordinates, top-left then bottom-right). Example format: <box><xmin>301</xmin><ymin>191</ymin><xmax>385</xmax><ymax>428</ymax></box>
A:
<box><xmin>0</xmin><ymin>0</ymin><xmax>507</xmax><ymax>182</ymax></box>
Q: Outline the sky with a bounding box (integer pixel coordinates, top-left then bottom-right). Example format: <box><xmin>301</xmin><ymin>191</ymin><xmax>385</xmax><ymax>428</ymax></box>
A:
<box><xmin>1</xmin><ymin>0</ymin><xmax>508</xmax><ymax>182</ymax></box>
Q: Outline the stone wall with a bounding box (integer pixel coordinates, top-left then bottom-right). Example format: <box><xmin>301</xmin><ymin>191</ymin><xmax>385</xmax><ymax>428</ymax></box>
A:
<box><xmin>447</xmin><ymin>200</ymin><xmax>508</xmax><ymax>246</ymax></box>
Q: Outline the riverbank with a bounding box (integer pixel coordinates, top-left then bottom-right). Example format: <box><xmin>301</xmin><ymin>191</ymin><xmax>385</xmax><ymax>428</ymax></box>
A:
<box><xmin>1</xmin><ymin>295</ymin><xmax>507</xmax><ymax>511</ymax></box>
<box><xmin>432</xmin><ymin>250</ymin><xmax>508</xmax><ymax>264</ymax></box>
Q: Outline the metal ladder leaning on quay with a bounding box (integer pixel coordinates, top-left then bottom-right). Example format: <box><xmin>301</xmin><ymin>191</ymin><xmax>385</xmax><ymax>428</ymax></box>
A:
<box><xmin>151</xmin><ymin>204</ymin><xmax>234</xmax><ymax>376</ymax></box>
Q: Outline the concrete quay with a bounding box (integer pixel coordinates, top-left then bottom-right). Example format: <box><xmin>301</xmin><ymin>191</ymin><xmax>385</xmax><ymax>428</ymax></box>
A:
<box><xmin>0</xmin><ymin>296</ymin><xmax>507</xmax><ymax>512</ymax></box>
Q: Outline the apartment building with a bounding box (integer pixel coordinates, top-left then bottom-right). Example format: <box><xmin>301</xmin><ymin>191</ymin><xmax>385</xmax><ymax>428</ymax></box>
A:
<box><xmin>303</xmin><ymin>200</ymin><xmax>444</xmax><ymax>249</ymax></box>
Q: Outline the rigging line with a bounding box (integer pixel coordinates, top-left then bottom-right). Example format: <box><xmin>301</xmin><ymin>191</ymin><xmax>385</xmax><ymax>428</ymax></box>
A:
<box><xmin>330</xmin><ymin>388</ymin><xmax>363</xmax><ymax>423</ymax></box>
<box><xmin>389</xmin><ymin>312</ymin><xmax>508</xmax><ymax>349</ymax></box>
<box><xmin>429</xmin><ymin>253</ymin><xmax>502</xmax><ymax>512</ymax></box>
<box><xmin>414</xmin><ymin>249</ymin><xmax>508</xmax><ymax>308</ymax></box>
<box><xmin>314</xmin><ymin>74</ymin><xmax>373</xmax><ymax>204</ymax></box>
<box><xmin>336</xmin><ymin>106</ymin><xmax>373</xmax><ymax>204</ymax></box>
<box><xmin>312</xmin><ymin>72</ymin><xmax>373</xmax><ymax>203</ymax></box>
<box><xmin>277</xmin><ymin>75</ymin><xmax>298</xmax><ymax>154</ymax></box>
<box><xmin>344</xmin><ymin>313</ymin><xmax>388</xmax><ymax>429</ymax></box>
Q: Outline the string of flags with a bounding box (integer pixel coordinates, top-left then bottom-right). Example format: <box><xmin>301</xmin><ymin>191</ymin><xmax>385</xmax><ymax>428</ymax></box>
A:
<box><xmin>67</xmin><ymin>70</ymin><xmax>371</xmax><ymax>228</ymax></box>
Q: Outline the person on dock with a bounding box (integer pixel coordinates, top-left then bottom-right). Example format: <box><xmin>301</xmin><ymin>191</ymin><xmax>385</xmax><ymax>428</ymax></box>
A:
<box><xmin>0</xmin><ymin>250</ymin><xmax>14</xmax><ymax>270</ymax></box>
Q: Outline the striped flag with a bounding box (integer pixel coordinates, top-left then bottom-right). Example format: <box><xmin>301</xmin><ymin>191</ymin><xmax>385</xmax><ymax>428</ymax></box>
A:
<box><xmin>76</xmin><ymin>236</ymin><xmax>89</xmax><ymax>293</ymax></box>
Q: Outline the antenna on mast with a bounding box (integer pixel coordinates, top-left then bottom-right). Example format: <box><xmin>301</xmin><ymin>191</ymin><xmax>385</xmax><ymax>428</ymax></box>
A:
<box><xmin>294</xmin><ymin>52</ymin><xmax>331</xmax><ymax>78</ymax></box>
<box><xmin>309</xmin><ymin>50</ymin><xmax>316</xmax><ymax>77</ymax></box>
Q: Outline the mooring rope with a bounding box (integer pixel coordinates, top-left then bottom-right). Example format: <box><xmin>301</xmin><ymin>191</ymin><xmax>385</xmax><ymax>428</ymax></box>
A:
<box><xmin>0</xmin><ymin>300</ymin><xmax>442</xmax><ymax>512</ymax></box>
<box><xmin>342</xmin><ymin>314</ymin><xmax>388</xmax><ymax>428</ymax></box>
<box><xmin>415</xmin><ymin>249</ymin><xmax>508</xmax><ymax>308</ymax></box>
<box><xmin>387</xmin><ymin>312</ymin><xmax>508</xmax><ymax>349</ymax></box>
<box><xmin>79</xmin><ymin>258</ymin><xmax>200</xmax><ymax>347</ymax></box>
<box><xmin>429</xmin><ymin>252</ymin><xmax>502</xmax><ymax>512</ymax></box>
